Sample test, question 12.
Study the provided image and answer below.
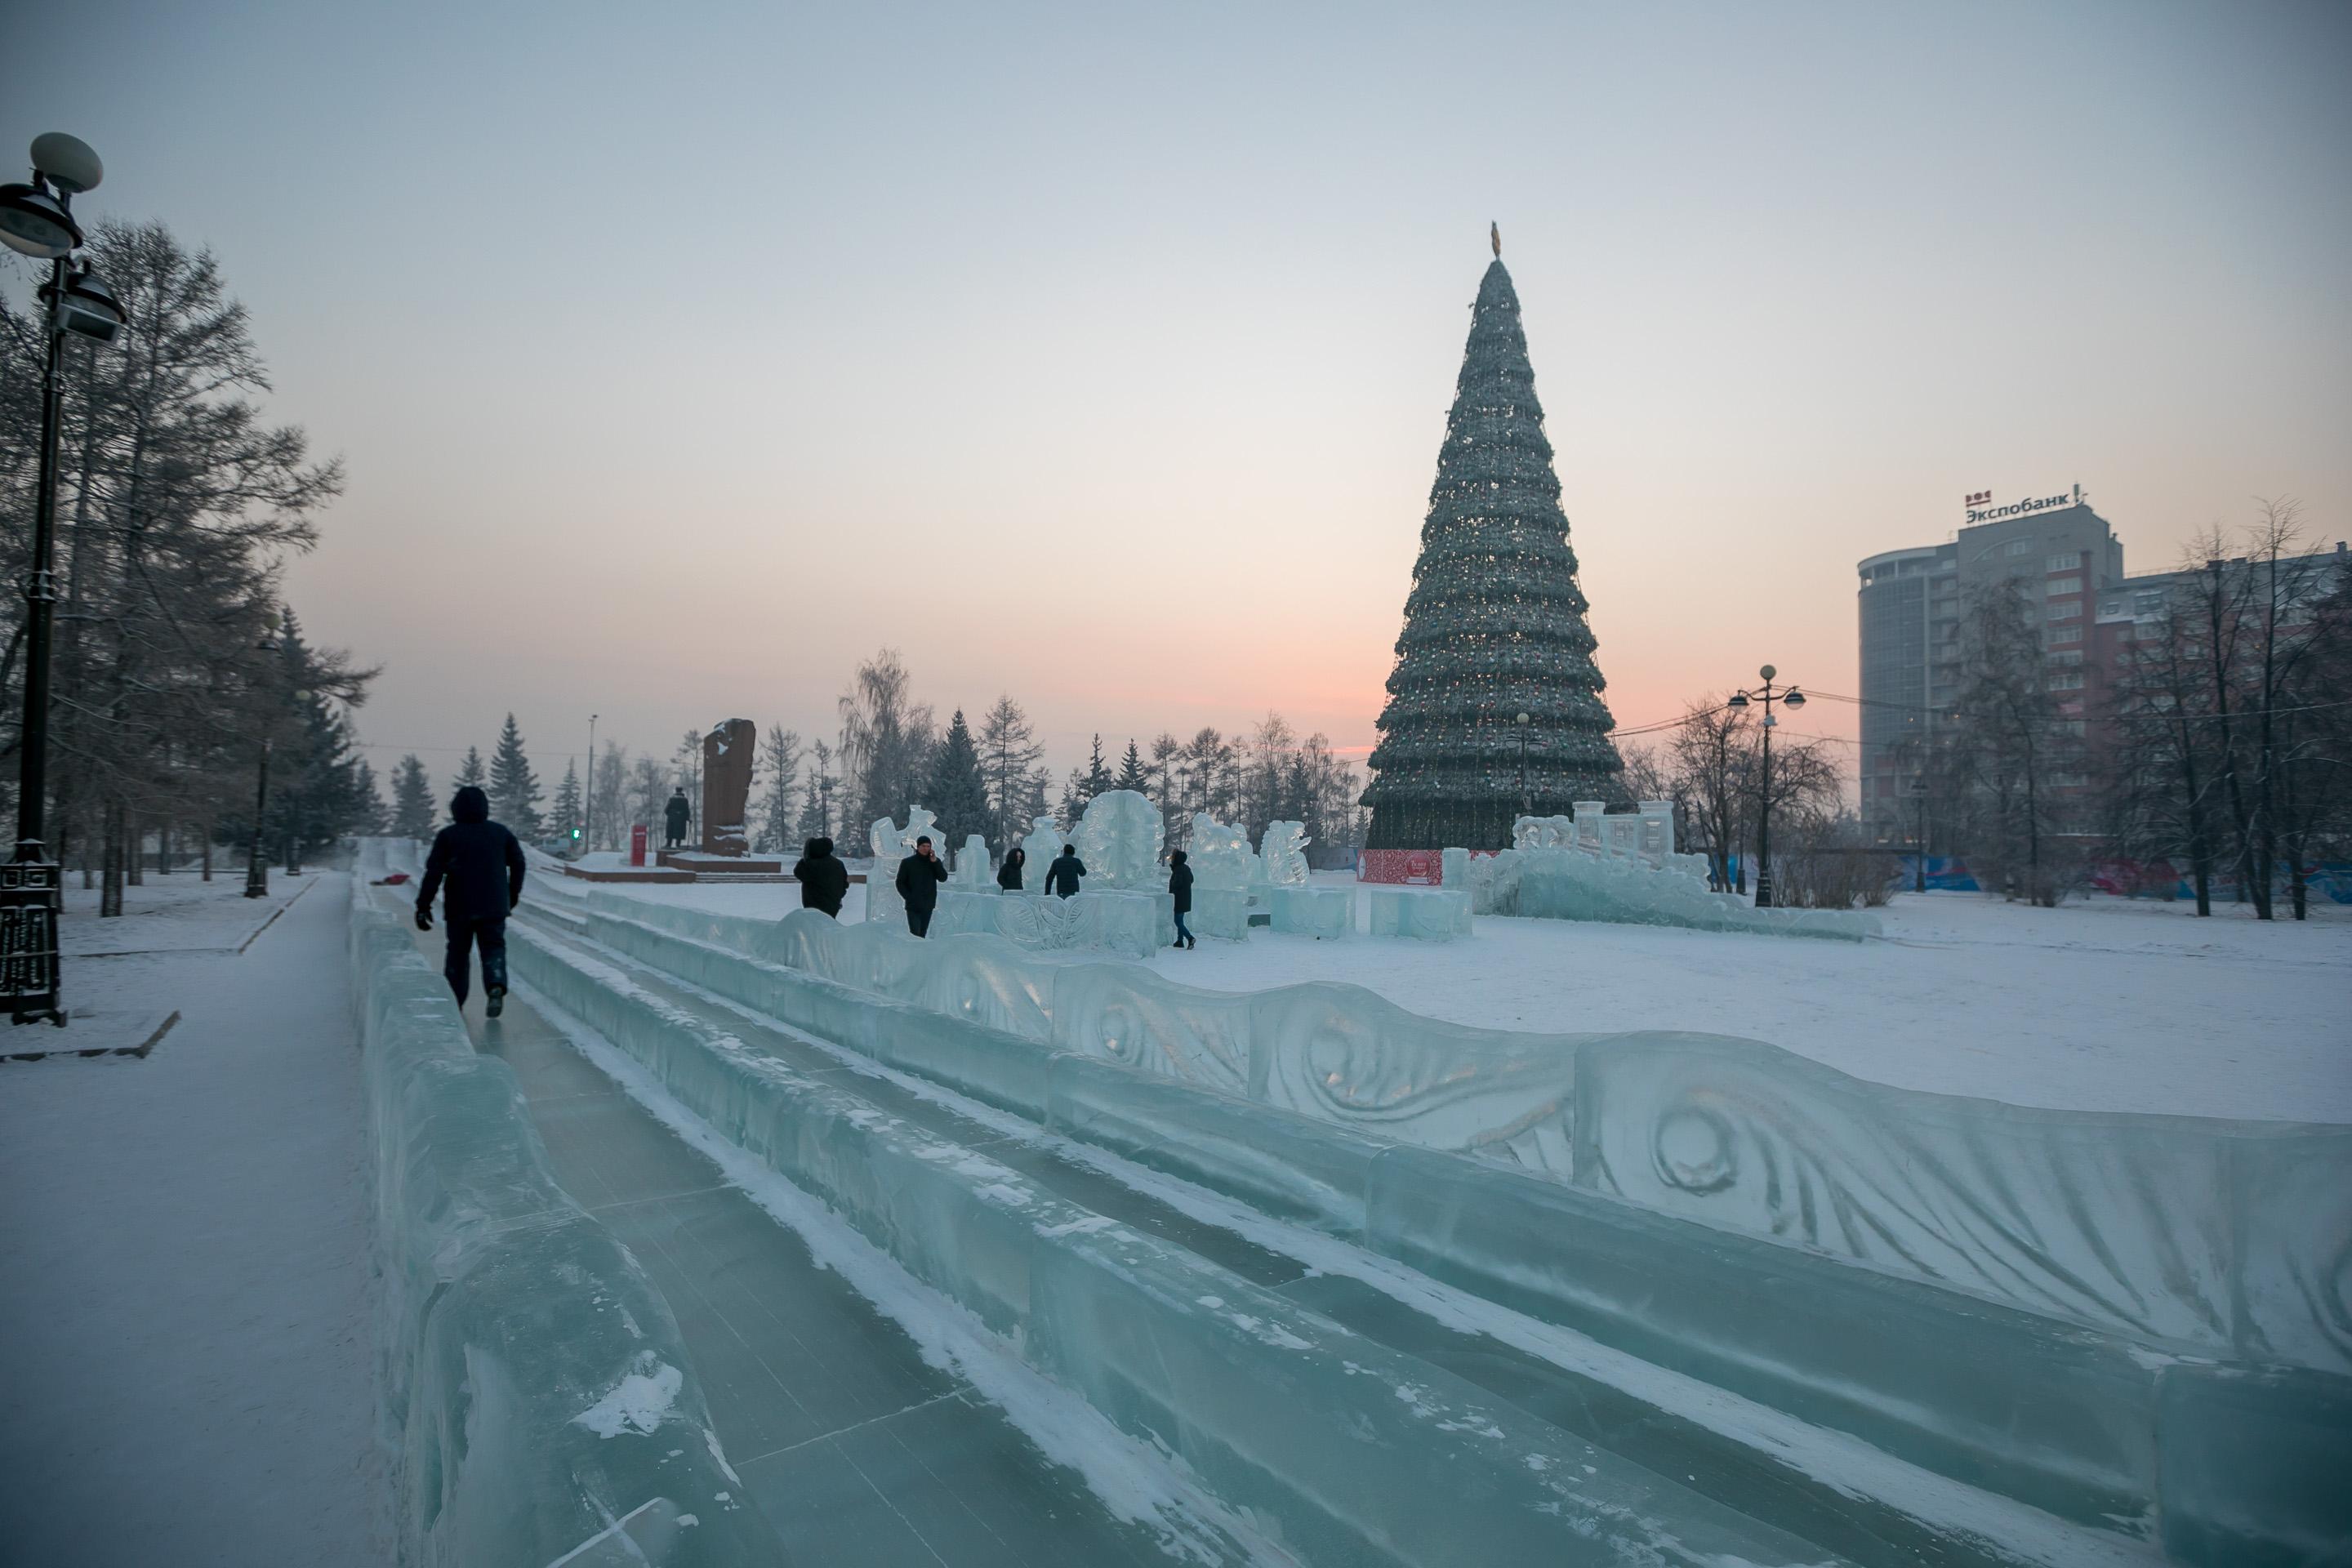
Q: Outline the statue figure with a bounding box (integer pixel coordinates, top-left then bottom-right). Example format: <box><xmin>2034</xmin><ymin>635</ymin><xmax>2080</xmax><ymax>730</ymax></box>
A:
<box><xmin>952</xmin><ymin>832</ymin><xmax>991</xmax><ymax>887</ymax></box>
<box><xmin>1188</xmin><ymin>813</ymin><xmax>1254</xmax><ymax>891</ymax></box>
<box><xmin>702</xmin><ymin>719</ymin><xmax>756</xmax><ymax>856</ymax></box>
<box><xmin>1074</xmin><ymin>790</ymin><xmax>1163</xmax><ymax>890</ymax></box>
<box><xmin>1019</xmin><ymin>814</ymin><xmax>1062</xmax><ymax>888</ymax></box>
<box><xmin>1258</xmin><ymin>821</ymin><xmax>1311</xmax><ymax>886</ymax></box>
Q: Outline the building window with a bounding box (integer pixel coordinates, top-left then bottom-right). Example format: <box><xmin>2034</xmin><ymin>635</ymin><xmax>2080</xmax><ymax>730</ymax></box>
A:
<box><xmin>2048</xmin><ymin>650</ymin><xmax>2083</xmax><ymax>666</ymax></box>
<box><xmin>2007</xmin><ymin>539</ymin><xmax>2034</xmax><ymax>557</ymax></box>
<box><xmin>2047</xmin><ymin>577</ymin><xmax>2082</xmax><ymax>595</ymax></box>
<box><xmin>2047</xmin><ymin>599</ymin><xmax>2081</xmax><ymax>620</ymax></box>
<box><xmin>2047</xmin><ymin>670</ymin><xmax>2085</xmax><ymax>690</ymax></box>
<box><xmin>2048</xmin><ymin>552</ymin><xmax>2082</xmax><ymax>571</ymax></box>
<box><xmin>2136</xmin><ymin>592</ymin><xmax>2165</xmax><ymax>614</ymax></box>
<box><xmin>2047</xmin><ymin>625</ymin><xmax>2082</xmax><ymax>644</ymax></box>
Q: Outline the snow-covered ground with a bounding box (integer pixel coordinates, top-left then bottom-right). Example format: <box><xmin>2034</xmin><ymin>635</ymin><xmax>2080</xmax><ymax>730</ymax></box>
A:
<box><xmin>545</xmin><ymin>866</ymin><xmax>2351</xmax><ymax>1123</ymax></box>
<box><xmin>0</xmin><ymin>871</ymin><xmax>390</xmax><ymax>1566</ymax></box>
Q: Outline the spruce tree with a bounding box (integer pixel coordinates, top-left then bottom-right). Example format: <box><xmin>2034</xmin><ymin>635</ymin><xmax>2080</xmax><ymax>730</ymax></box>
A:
<box><xmin>1115</xmin><ymin>738</ymin><xmax>1149</xmax><ymax>795</ymax></box>
<box><xmin>922</xmin><ymin>709</ymin><xmax>992</xmax><ymax>849</ymax></box>
<box><xmin>759</xmin><ymin>726</ymin><xmax>802</xmax><ymax>853</ymax></box>
<box><xmin>391</xmin><ymin>755</ymin><xmax>435</xmax><ymax>840</ymax></box>
<box><xmin>977</xmin><ymin>695</ymin><xmax>1043</xmax><ymax>849</ymax></box>
<box><xmin>455</xmin><ymin>746</ymin><xmax>487</xmax><ymax>791</ymax></box>
<box><xmin>488</xmin><ymin>714</ymin><xmax>543</xmax><ymax>835</ymax></box>
<box><xmin>1364</xmin><ymin>246</ymin><xmax>1622</xmax><ymax>850</ymax></box>
<box><xmin>550</xmin><ymin>760</ymin><xmax>585</xmax><ymax>846</ymax></box>
<box><xmin>1081</xmin><ymin>733</ymin><xmax>1114</xmax><ymax>803</ymax></box>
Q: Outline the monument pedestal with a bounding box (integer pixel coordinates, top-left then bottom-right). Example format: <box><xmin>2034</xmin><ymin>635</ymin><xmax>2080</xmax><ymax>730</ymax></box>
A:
<box><xmin>654</xmin><ymin>849</ymin><xmax>783</xmax><ymax>875</ymax></box>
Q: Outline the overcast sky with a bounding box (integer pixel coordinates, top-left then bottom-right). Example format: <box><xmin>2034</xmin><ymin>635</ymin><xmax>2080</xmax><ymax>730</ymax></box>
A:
<box><xmin>11</xmin><ymin>0</ymin><xmax>2350</xmax><ymax>793</ymax></box>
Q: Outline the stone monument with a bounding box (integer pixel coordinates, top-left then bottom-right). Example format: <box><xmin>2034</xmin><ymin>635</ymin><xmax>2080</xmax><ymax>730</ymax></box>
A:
<box><xmin>702</xmin><ymin>719</ymin><xmax>755</xmax><ymax>857</ymax></box>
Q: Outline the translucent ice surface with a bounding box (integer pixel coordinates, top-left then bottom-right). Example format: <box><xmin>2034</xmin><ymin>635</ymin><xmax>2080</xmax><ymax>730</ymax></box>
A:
<box><xmin>1071</xmin><ymin>788</ymin><xmax>1163</xmax><ymax>889</ymax></box>
<box><xmin>1366</xmin><ymin>885</ymin><xmax>1472</xmax><ymax>940</ymax></box>
<box><xmin>347</xmin><ymin>849</ymin><xmax>768</xmax><ymax>1567</ymax></box>
<box><xmin>1468</xmin><ymin>844</ymin><xmax>1879</xmax><ymax>941</ymax></box>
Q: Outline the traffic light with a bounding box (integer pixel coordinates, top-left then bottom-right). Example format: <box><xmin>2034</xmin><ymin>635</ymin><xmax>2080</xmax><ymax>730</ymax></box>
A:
<box><xmin>570</xmin><ymin>826</ymin><xmax>581</xmax><ymax>841</ymax></box>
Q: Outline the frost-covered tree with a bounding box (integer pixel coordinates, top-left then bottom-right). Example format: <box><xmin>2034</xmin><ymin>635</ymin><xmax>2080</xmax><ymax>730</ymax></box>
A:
<box><xmin>550</xmin><ymin>760</ymin><xmax>584</xmax><ymax>846</ymax></box>
<box><xmin>978</xmin><ymin>694</ymin><xmax>1044</xmax><ymax>849</ymax></box>
<box><xmin>488</xmin><ymin>714</ymin><xmax>543</xmax><ymax>836</ymax></box>
<box><xmin>758</xmin><ymin>725</ymin><xmax>802</xmax><ymax>853</ymax></box>
<box><xmin>797</xmin><ymin>739</ymin><xmax>837</xmax><ymax>843</ymax></box>
<box><xmin>1115</xmin><ymin>738</ymin><xmax>1149</xmax><ymax>795</ymax></box>
<box><xmin>839</xmin><ymin>648</ymin><xmax>934</xmax><ymax>832</ymax></box>
<box><xmin>626</xmin><ymin>755</ymin><xmax>667</xmax><ymax>835</ymax></box>
<box><xmin>674</xmin><ymin>730</ymin><xmax>704</xmax><ymax>805</ymax></box>
<box><xmin>454</xmin><ymin>746</ymin><xmax>487</xmax><ymax>792</ymax></box>
<box><xmin>591</xmin><ymin>742</ymin><xmax>627</xmax><ymax>850</ymax></box>
<box><xmin>1363</xmin><ymin>248</ymin><xmax>1622</xmax><ymax>850</ymax></box>
<box><xmin>390</xmin><ymin>755</ymin><xmax>435</xmax><ymax>840</ymax></box>
<box><xmin>922</xmin><ymin>710</ymin><xmax>991</xmax><ymax>849</ymax></box>
<box><xmin>1081</xmin><ymin>734</ymin><xmax>1114</xmax><ymax>804</ymax></box>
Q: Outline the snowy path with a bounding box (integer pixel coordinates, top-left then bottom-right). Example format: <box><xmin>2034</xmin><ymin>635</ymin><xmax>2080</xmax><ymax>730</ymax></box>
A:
<box><xmin>0</xmin><ymin>872</ymin><xmax>389</xmax><ymax>1568</ymax></box>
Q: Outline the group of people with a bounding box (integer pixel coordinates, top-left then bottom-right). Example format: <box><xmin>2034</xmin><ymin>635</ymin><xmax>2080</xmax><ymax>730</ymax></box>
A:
<box><xmin>792</xmin><ymin>835</ymin><xmax>1196</xmax><ymax>949</ymax></box>
<box><xmin>413</xmin><ymin>788</ymin><xmax>1209</xmax><ymax>1019</ymax></box>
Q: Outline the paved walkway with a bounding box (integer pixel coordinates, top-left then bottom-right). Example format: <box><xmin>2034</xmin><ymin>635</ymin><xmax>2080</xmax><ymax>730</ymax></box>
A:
<box><xmin>0</xmin><ymin>873</ymin><xmax>390</xmax><ymax>1567</ymax></box>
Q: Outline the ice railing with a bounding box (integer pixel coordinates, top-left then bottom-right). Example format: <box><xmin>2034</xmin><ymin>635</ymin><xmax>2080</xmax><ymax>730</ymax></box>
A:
<box><xmin>351</xmin><ymin>842</ymin><xmax>770</xmax><ymax>1566</ymax></box>
<box><xmin>596</xmin><ymin>890</ymin><xmax>2352</xmax><ymax>1374</ymax></box>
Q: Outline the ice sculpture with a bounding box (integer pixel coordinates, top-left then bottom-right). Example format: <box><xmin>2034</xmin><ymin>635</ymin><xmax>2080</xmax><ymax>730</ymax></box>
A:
<box><xmin>1258</xmin><ymin>820</ymin><xmax>1310</xmax><ymax>886</ymax></box>
<box><xmin>951</xmin><ymin>832</ymin><xmax>991</xmax><ymax>887</ymax></box>
<box><xmin>1187</xmin><ymin>814</ymin><xmax>1254</xmax><ymax>889</ymax></box>
<box><xmin>1019</xmin><ymin>813</ymin><xmax>1063</xmax><ymax>881</ymax></box>
<box><xmin>1367</xmin><ymin>885</ymin><xmax>1473</xmax><ymax>940</ymax></box>
<box><xmin>931</xmin><ymin>886</ymin><xmax>1169</xmax><ymax>958</ymax></box>
<box><xmin>1071</xmin><ymin>789</ymin><xmax>1162</xmax><ymax>889</ymax></box>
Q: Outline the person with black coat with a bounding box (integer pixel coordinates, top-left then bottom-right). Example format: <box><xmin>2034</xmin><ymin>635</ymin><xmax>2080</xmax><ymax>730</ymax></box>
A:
<box><xmin>664</xmin><ymin>788</ymin><xmax>692</xmax><ymax>849</ymax></box>
<box><xmin>896</xmin><ymin>835</ymin><xmax>949</xmax><ymax>936</ymax></box>
<box><xmin>996</xmin><ymin>845</ymin><xmax>1026</xmax><ymax>892</ymax></box>
<box><xmin>416</xmin><ymin>784</ymin><xmax>527</xmax><ymax>1015</ymax></box>
<box><xmin>792</xmin><ymin>836</ymin><xmax>849</xmax><ymax>917</ymax></box>
<box><xmin>1044</xmin><ymin>844</ymin><xmax>1086</xmax><ymax>899</ymax></box>
<box><xmin>1167</xmin><ymin>849</ymin><xmax>1196</xmax><ymax>949</ymax></box>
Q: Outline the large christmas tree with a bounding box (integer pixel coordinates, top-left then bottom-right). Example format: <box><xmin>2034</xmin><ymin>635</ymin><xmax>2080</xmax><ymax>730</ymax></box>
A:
<box><xmin>1363</xmin><ymin>243</ymin><xmax>1622</xmax><ymax>851</ymax></box>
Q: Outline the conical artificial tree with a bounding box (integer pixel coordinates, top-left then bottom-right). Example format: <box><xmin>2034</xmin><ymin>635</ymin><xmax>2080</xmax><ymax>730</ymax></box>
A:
<box><xmin>1363</xmin><ymin>243</ymin><xmax>1622</xmax><ymax>850</ymax></box>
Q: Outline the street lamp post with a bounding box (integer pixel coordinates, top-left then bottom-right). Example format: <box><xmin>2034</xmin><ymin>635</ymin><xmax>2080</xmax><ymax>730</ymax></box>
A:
<box><xmin>1910</xmin><ymin>776</ymin><xmax>1929</xmax><ymax>893</ymax></box>
<box><xmin>1724</xmin><ymin>664</ymin><xmax>1806</xmax><ymax>909</ymax></box>
<box><xmin>584</xmin><ymin>713</ymin><xmax>598</xmax><ymax>853</ymax></box>
<box><xmin>2</xmin><ymin>134</ymin><xmax>126</xmax><ymax>1025</ymax></box>
<box><xmin>1514</xmin><ymin>711</ymin><xmax>1532</xmax><ymax>814</ymax></box>
<box><xmin>245</xmin><ymin>741</ymin><xmax>274</xmax><ymax>898</ymax></box>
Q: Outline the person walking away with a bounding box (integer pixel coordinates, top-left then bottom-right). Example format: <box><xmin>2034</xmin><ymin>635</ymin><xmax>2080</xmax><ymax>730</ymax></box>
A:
<box><xmin>664</xmin><ymin>787</ymin><xmax>692</xmax><ymax>849</ymax></box>
<box><xmin>416</xmin><ymin>784</ymin><xmax>527</xmax><ymax>1017</ymax></box>
<box><xmin>792</xmin><ymin>835</ymin><xmax>849</xmax><ymax>917</ymax></box>
<box><xmin>996</xmin><ymin>844</ymin><xmax>1026</xmax><ymax>892</ymax></box>
<box><xmin>1045</xmin><ymin>844</ymin><xmax>1086</xmax><ymax>899</ymax></box>
<box><xmin>1167</xmin><ymin>849</ymin><xmax>1196</xmax><ymax>949</ymax></box>
<box><xmin>897</xmin><ymin>835</ymin><xmax>947</xmax><ymax>936</ymax></box>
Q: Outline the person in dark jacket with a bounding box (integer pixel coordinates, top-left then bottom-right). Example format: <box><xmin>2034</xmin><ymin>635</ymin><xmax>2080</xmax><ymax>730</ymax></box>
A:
<box><xmin>1167</xmin><ymin>849</ymin><xmax>1196</xmax><ymax>950</ymax></box>
<box><xmin>895</xmin><ymin>835</ymin><xmax>948</xmax><ymax>936</ymax></box>
<box><xmin>416</xmin><ymin>784</ymin><xmax>527</xmax><ymax>1016</ymax></box>
<box><xmin>1044</xmin><ymin>844</ymin><xmax>1086</xmax><ymax>899</ymax></box>
<box><xmin>996</xmin><ymin>844</ymin><xmax>1026</xmax><ymax>893</ymax></box>
<box><xmin>791</xmin><ymin>836</ymin><xmax>849</xmax><ymax>917</ymax></box>
<box><xmin>664</xmin><ymin>788</ymin><xmax>692</xmax><ymax>849</ymax></box>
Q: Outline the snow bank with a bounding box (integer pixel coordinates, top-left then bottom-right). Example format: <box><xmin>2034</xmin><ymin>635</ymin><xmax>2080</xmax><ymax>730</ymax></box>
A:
<box><xmin>347</xmin><ymin>842</ymin><xmax>771</xmax><ymax>1567</ymax></box>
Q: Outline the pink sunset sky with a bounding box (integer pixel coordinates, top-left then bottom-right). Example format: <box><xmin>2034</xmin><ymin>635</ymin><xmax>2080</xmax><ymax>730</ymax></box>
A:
<box><xmin>11</xmin><ymin>1</ymin><xmax>2348</xmax><ymax>791</ymax></box>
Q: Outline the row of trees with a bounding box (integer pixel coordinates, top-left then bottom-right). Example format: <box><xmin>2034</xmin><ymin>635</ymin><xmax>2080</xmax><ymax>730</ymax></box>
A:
<box><xmin>1</xmin><ymin>222</ymin><xmax>378</xmax><ymax>912</ymax></box>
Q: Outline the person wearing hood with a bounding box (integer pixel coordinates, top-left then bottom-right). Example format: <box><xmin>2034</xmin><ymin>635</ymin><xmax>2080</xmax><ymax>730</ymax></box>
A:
<box><xmin>896</xmin><ymin>834</ymin><xmax>948</xmax><ymax>936</ymax></box>
<box><xmin>792</xmin><ymin>836</ymin><xmax>849</xmax><ymax>917</ymax></box>
<box><xmin>996</xmin><ymin>844</ymin><xmax>1026</xmax><ymax>893</ymax></box>
<box><xmin>1167</xmin><ymin>849</ymin><xmax>1196</xmax><ymax>949</ymax></box>
<box><xmin>416</xmin><ymin>785</ymin><xmax>527</xmax><ymax>1016</ymax></box>
<box><xmin>664</xmin><ymin>787</ymin><xmax>692</xmax><ymax>849</ymax></box>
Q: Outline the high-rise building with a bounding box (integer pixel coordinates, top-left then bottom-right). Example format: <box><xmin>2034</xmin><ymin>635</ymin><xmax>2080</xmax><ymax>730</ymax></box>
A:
<box><xmin>1856</xmin><ymin>486</ymin><xmax>2123</xmax><ymax>837</ymax></box>
<box><xmin>1362</xmin><ymin>245</ymin><xmax>1620</xmax><ymax>855</ymax></box>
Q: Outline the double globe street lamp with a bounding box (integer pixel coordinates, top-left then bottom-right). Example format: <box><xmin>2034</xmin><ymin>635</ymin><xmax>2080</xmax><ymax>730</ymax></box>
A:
<box><xmin>2</xmin><ymin>133</ymin><xmax>126</xmax><ymax>1026</ymax></box>
<box><xmin>1725</xmin><ymin>665</ymin><xmax>1806</xmax><ymax>909</ymax></box>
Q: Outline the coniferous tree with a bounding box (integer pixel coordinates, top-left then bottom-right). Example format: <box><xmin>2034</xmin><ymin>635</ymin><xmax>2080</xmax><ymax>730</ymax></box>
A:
<box><xmin>758</xmin><ymin>726</ymin><xmax>803</xmax><ymax>853</ymax></box>
<box><xmin>550</xmin><ymin>760</ymin><xmax>585</xmax><ymax>847</ymax></box>
<box><xmin>921</xmin><ymin>709</ymin><xmax>992</xmax><ymax>849</ymax></box>
<box><xmin>455</xmin><ymin>746</ymin><xmax>487</xmax><ymax>791</ymax></box>
<box><xmin>590</xmin><ymin>742</ymin><xmax>628</xmax><ymax>850</ymax></box>
<box><xmin>488</xmin><ymin>714</ymin><xmax>543</xmax><ymax>835</ymax></box>
<box><xmin>798</xmin><ymin>739</ymin><xmax>837</xmax><ymax>842</ymax></box>
<box><xmin>350</xmin><ymin>759</ymin><xmax>389</xmax><ymax>835</ymax></box>
<box><xmin>391</xmin><ymin>755</ymin><xmax>435</xmax><ymax>840</ymax></box>
<box><xmin>1081</xmin><ymin>733</ymin><xmax>1114</xmax><ymax>804</ymax></box>
<box><xmin>977</xmin><ymin>695</ymin><xmax>1044</xmax><ymax>849</ymax></box>
<box><xmin>1364</xmin><ymin>246</ymin><xmax>1621</xmax><ymax>850</ymax></box>
<box><xmin>1057</xmin><ymin>769</ymin><xmax>1086</xmax><ymax>831</ymax></box>
<box><xmin>1115</xmin><ymin>738</ymin><xmax>1149</xmax><ymax>795</ymax></box>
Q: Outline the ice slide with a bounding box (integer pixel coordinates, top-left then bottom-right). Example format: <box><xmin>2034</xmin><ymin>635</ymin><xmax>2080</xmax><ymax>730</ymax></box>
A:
<box><xmin>351</xmin><ymin>842</ymin><xmax>2349</xmax><ymax>1566</ymax></box>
